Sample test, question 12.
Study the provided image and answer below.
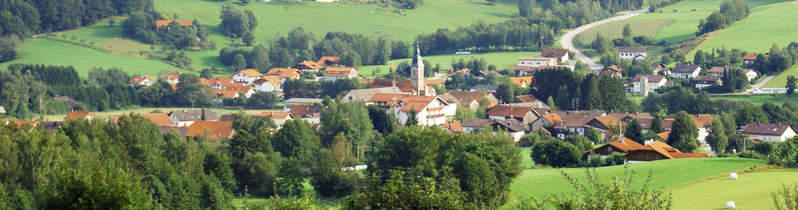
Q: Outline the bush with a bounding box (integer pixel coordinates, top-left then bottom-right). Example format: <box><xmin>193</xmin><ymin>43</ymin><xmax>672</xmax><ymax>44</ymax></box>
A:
<box><xmin>610</xmin><ymin>152</ymin><xmax>627</xmax><ymax>165</ymax></box>
<box><xmin>772</xmin><ymin>184</ymin><xmax>798</xmax><ymax>210</ymax></box>
<box><xmin>531</xmin><ymin>140</ymin><xmax>582</xmax><ymax>167</ymax></box>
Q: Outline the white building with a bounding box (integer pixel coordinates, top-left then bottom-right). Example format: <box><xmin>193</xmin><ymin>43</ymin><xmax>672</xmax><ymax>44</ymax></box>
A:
<box><xmin>129</xmin><ymin>76</ymin><xmax>155</xmax><ymax>87</ymax></box>
<box><xmin>541</xmin><ymin>48</ymin><xmax>570</xmax><ymax>64</ymax></box>
<box><xmin>517</xmin><ymin>57</ymin><xmax>557</xmax><ymax>67</ymax></box>
<box><xmin>166</xmin><ymin>73</ymin><xmax>180</xmax><ymax>85</ymax></box>
<box><xmin>741</xmin><ymin>123</ymin><xmax>797</xmax><ymax>142</ymax></box>
<box><xmin>368</xmin><ymin>94</ymin><xmax>454</xmax><ymax>126</ymax></box>
<box><xmin>631</xmin><ymin>75</ymin><xmax>667</xmax><ymax>96</ymax></box>
<box><xmin>253</xmin><ymin>76</ymin><xmax>282</xmax><ymax>93</ymax></box>
<box><xmin>671</xmin><ymin>64</ymin><xmax>702</xmax><ymax>79</ymax></box>
<box><xmin>323</xmin><ymin>67</ymin><xmax>358</xmax><ymax>81</ymax></box>
<box><xmin>233</xmin><ymin>69</ymin><xmax>264</xmax><ymax>85</ymax></box>
<box><xmin>744</xmin><ymin>69</ymin><xmax>758</xmax><ymax>81</ymax></box>
<box><xmin>616</xmin><ymin>46</ymin><xmax>647</xmax><ymax>60</ymax></box>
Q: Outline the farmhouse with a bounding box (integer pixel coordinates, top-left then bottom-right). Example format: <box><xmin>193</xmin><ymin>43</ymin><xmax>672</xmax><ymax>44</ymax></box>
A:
<box><xmin>631</xmin><ymin>74</ymin><xmax>667</xmax><ymax>96</ymax></box>
<box><xmin>541</xmin><ymin>48</ymin><xmax>570</xmax><ymax>63</ymax></box>
<box><xmin>440</xmin><ymin>91</ymin><xmax>497</xmax><ymax>112</ymax></box>
<box><xmin>259</xmin><ymin>111</ymin><xmax>293</xmax><ymax>126</ymax></box>
<box><xmin>600</xmin><ymin>65</ymin><xmax>622</xmax><ymax>78</ymax></box>
<box><xmin>651</xmin><ymin>63</ymin><xmax>670</xmax><ymax>76</ymax></box>
<box><xmin>232</xmin><ymin>69</ymin><xmax>264</xmax><ymax>85</ymax></box>
<box><xmin>168</xmin><ymin>109</ymin><xmax>217</xmax><ymax>127</ymax></box>
<box><xmin>295</xmin><ymin>61</ymin><xmax>323</xmax><ymax>72</ymax></box>
<box><xmin>487</xmin><ymin>105</ymin><xmax>540</xmax><ymax>124</ymax></box>
<box><xmin>129</xmin><ymin>76</ymin><xmax>155</xmax><ymax>87</ymax></box>
<box><xmin>741</xmin><ymin>122</ymin><xmax>797</xmax><ymax>142</ymax></box>
<box><xmin>253</xmin><ymin>76</ymin><xmax>282</xmax><ymax>93</ymax></box>
<box><xmin>616</xmin><ymin>46</ymin><xmax>647</xmax><ymax>60</ymax></box>
<box><xmin>461</xmin><ymin>119</ymin><xmax>528</xmax><ymax>142</ymax></box>
<box><xmin>517</xmin><ymin>57</ymin><xmax>556</xmax><ymax>67</ymax></box>
<box><xmin>693</xmin><ymin>75</ymin><xmax>722</xmax><ymax>89</ymax></box>
<box><xmin>185</xmin><ymin>120</ymin><xmax>234</xmax><ymax>141</ymax></box>
<box><xmin>510</xmin><ymin>76</ymin><xmax>534</xmax><ymax>88</ymax></box>
<box><xmin>323</xmin><ymin>67</ymin><xmax>358</xmax><ymax>81</ymax></box>
<box><xmin>671</xmin><ymin>64</ymin><xmax>701</xmax><ymax>79</ymax></box>
<box><xmin>588</xmin><ymin>138</ymin><xmax>709</xmax><ymax>161</ymax></box>
<box><xmin>742</xmin><ymin>53</ymin><xmax>757</xmax><ymax>65</ymax></box>
<box><xmin>707</xmin><ymin>66</ymin><xmax>729</xmax><ymax>77</ymax></box>
<box><xmin>743</xmin><ymin>69</ymin><xmax>758</xmax><ymax>81</ymax></box>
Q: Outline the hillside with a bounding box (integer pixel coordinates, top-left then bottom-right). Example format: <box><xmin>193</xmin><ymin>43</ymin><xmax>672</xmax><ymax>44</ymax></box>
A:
<box><xmin>669</xmin><ymin>168</ymin><xmax>798</xmax><ymax>209</ymax></box>
<box><xmin>694</xmin><ymin>1</ymin><xmax>798</xmax><ymax>53</ymax></box>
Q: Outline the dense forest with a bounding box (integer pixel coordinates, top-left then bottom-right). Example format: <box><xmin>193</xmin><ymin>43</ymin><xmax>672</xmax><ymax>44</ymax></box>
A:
<box><xmin>0</xmin><ymin>0</ymin><xmax>153</xmax><ymax>37</ymax></box>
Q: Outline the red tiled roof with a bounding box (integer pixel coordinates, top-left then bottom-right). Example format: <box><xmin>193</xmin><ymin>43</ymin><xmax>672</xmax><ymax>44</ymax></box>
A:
<box><xmin>742</xmin><ymin>122</ymin><xmax>792</xmax><ymax>136</ymax></box>
<box><xmin>266</xmin><ymin>68</ymin><xmax>301</xmax><ymax>79</ymax></box>
<box><xmin>297</xmin><ymin>61</ymin><xmax>323</xmax><ymax>70</ymax></box>
<box><xmin>235</xmin><ymin>69</ymin><xmax>263</xmax><ymax>78</ymax></box>
<box><xmin>186</xmin><ymin>120</ymin><xmax>234</xmax><ymax>141</ymax></box>
<box><xmin>156</xmin><ymin>20</ymin><xmax>193</xmax><ymax>28</ymax></box>
<box><xmin>656</xmin><ymin>131</ymin><xmax>670</xmax><ymax>140</ymax></box>
<box><xmin>606</xmin><ymin>138</ymin><xmax>648</xmax><ymax>152</ymax></box>
<box><xmin>65</xmin><ymin>110</ymin><xmax>94</xmax><ymax>121</ymax></box>
<box><xmin>487</xmin><ymin>105</ymin><xmax>535</xmax><ymax>118</ymax></box>
<box><xmin>317</xmin><ymin>56</ymin><xmax>341</xmax><ymax>65</ymax></box>
<box><xmin>541</xmin><ymin>48</ymin><xmax>569</xmax><ymax>58</ymax></box>
<box><xmin>440</xmin><ymin>121</ymin><xmax>463</xmax><ymax>132</ymax></box>
<box><xmin>510</xmin><ymin>76</ymin><xmax>534</xmax><ymax>87</ymax></box>
<box><xmin>258</xmin><ymin>111</ymin><xmax>291</xmax><ymax>120</ymax></box>
<box><xmin>515</xmin><ymin>95</ymin><xmax>539</xmax><ymax>103</ymax></box>
<box><xmin>142</xmin><ymin>113</ymin><xmax>174</xmax><ymax>127</ymax></box>
<box><xmin>253</xmin><ymin>76</ymin><xmax>281</xmax><ymax>85</ymax></box>
<box><xmin>742</xmin><ymin>53</ymin><xmax>757</xmax><ymax>60</ymax></box>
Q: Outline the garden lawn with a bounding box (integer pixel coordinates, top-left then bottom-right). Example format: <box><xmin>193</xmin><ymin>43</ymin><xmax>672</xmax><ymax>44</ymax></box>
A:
<box><xmin>503</xmin><ymin>158</ymin><xmax>765</xmax><ymax>208</ymax></box>
<box><xmin>0</xmin><ymin>38</ymin><xmax>177</xmax><ymax>77</ymax></box>
<box><xmin>711</xmin><ymin>94</ymin><xmax>798</xmax><ymax>105</ymax></box>
<box><xmin>358</xmin><ymin>51</ymin><xmax>541</xmax><ymax>78</ymax></box>
<box><xmin>669</xmin><ymin>168</ymin><xmax>798</xmax><ymax>210</ymax></box>
<box><xmin>695</xmin><ymin>1</ymin><xmax>798</xmax><ymax>53</ymax></box>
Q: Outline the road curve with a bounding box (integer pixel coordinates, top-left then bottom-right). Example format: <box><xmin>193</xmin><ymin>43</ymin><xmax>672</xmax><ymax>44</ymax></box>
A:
<box><xmin>560</xmin><ymin>8</ymin><xmax>650</xmax><ymax>72</ymax></box>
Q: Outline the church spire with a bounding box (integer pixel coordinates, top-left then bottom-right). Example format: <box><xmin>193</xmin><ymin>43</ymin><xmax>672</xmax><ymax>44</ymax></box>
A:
<box><xmin>412</xmin><ymin>42</ymin><xmax>423</xmax><ymax>67</ymax></box>
<box><xmin>411</xmin><ymin>42</ymin><xmax>425</xmax><ymax>95</ymax></box>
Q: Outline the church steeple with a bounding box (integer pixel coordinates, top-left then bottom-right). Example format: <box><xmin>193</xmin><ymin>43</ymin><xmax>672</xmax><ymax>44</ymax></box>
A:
<box><xmin>411</xmin><ymin>43</ymin><xmax>425</xmax><ymax>95</ymax></box>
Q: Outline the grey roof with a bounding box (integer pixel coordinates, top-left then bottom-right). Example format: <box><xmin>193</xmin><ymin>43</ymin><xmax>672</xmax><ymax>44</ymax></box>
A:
<box><xmin>462</xmin><ymin>119</ymin><xmax>493</xmax><ymax>128</ymax></box>
<box><xmin>742</xmin><ymin>122</ymin><xmax>792</xmax><ymax>136</ymax></box>
<box><xmin>169</xmin><ymin>109</ymin><xmax>217</xmax><ymax>122</ymax></box>
<box><xmin>631</xmin><ymin>74</ymin><xmax>666</xmax><ymax>83</ymax></box>
<box><xmin>462</xmin><ymin>119</ymin><xmax>527</xmax><ymax>132</ymax></box>
<box><xmin>159</xmin><ymin>126</ymin><xmax>189</xmax><ymax>137</ymax></box>
<box><xmin>345</xmin><ymin>87</ymin><xmax>406</xmax><ymax>102</ymax></box>
<box><xmin>615</xmin><ymin>46</ymin><xmax>647</xmax><ymax>53</ymax></box>
<box><xmin>673</xmin><ymin>64</ymin><xmax>701</xmax><ymax>73</ymax></box>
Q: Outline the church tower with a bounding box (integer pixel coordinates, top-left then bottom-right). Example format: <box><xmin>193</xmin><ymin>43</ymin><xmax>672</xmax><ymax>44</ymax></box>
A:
<box><xmin>411</xmin><ymin>44</ymin><xmax>425</xmax><ymax>95</ymax></box>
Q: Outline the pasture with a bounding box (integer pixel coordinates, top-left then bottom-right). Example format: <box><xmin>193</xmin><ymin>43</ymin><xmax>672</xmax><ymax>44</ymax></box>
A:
<box><xmin>503</xmin><ymin>158</ymin><xmax>765</xmax><ymax>207</ymax></box>
<box><xmin>695</xmin><ymin>1</ymin><xmax>798</xmax><ymax>53</ymax></box>
<box><xmin>669</xmin><ymin>168</ymin><xmax>798</xmax><ymax>210</ymax></box>
<box><xmin>766</xmin><ymin>64</ymin><xmax>798</xmax><ymax>88</ymax></box>
<box><xmin>358</xmin><ymin>51</ymin><xmax>541</xmax><ymax>78</ymax></box>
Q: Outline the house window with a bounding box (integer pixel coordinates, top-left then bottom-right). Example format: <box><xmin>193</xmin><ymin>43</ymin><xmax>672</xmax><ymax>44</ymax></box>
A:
<box><xmin>607</xmin><ymin>147</ymin><xmax>612</xmax><ymax>152</ymax></box>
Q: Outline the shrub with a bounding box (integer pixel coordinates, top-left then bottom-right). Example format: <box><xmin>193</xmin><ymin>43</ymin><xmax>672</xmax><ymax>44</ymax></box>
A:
<box><xmin>772</xmin><ymin>184</ymin><xmax>798</xmax><ymax>210</ymax></box>
<box><xmin>531</xmin><ymin>140</ymin><xmax>582</xmax><ymax>167</ymax></box>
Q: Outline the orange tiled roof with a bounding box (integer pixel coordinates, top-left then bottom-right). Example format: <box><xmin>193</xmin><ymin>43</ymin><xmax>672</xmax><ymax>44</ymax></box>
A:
<box><xmin>65</xmin><ymin>110</ymin><xmax>94</xmax><ymax>121</ymax></box>
<box><xmin>156</xmin><ymin>20</ymin><xmax>193</xmax><ymax>28</ymax></box>
<box><xmin>606</xmin><ymin>138</ymin><xmax>648</xmax><ymax>152</ymax></box>
<box><xmin>317</xmin><ymin>56</ymin><xmax>341</xmax><ymax>65</ymax></box>
<box><xmin>297</xmin><ymin>61</ymin><xmax>323</xmax><ymax>70</ymax></box>
<box><xmin>593</xmin><ymin>116</ymin><xmax>622</xmax><ymax>128</ymax></box>
<box><xmin>515</xmin><ymin>95</ymin><xmax>538</xmax><ymax>103</ymax></box>
<box><xmin>510</xmin><ymin>76</ymin><xmax>534</xmax><ymax>87</ymax></box>
<box><xmin>487</xmin><ymin>105</ymin><xmax>534</xmax><ymax>118</ymax></box>
<box><xmin>166</xmin><ymin>73</ymin><xmax>180</xmax><ymax>80</ymax></box>
<box><xmin>440</xmin><ymin>121</ymin><xmax>463</xmax><ymax>132</ymax></box>
<box><xmin>142</xmin><ymin>113</ymin><xmax>175</xmax><ymax>127</ymax></box>
<box><xmin>128</xmin><ymin>76</ymin><xmax>155</xmax><ymax>84</ymax></box>
<box><xmin>542</xmin><ymin>113</ymin><xmax>561</xmax><ymax>124</ymax></box>
<box><xmin>267</xmin><ymin>68</ymin><xmax>301</xmax><ymax>79</ymax></box>
<box><xmin>186</xmin><ymin>120</ymin><xmax>234</xmax><ymax>141</ymax></box>
<box><xmin>742</xmin><ymin>53</ymin><xmax>757</xmax><ymax>60</ymax></box>
<box><xmin>258</xmin><ymin>111</ymin><xmax>291</xmax><ymax>120</ymax></box>
<box><xmin>656</xmin><ymin>131</ymin><xmax>670</xmax><ymax>140</ymax></box>
<box><xmin>235</xmin><ymin>69</ymin><xmax>264</xmax><ymax>78</ymax></box>
<box><xmin>692</xmin><ymin>114</ymin><xmax>712</xmax><ymax>128</ymax></box>
<box><xmin>254</xmin><ymin>76</ymin><xmax>281</xmax><ymax>85</ymax></box>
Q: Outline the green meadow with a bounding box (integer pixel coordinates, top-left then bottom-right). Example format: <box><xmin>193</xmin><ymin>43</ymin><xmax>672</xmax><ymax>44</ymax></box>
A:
<box><xmin>711</xmin><ymin>94</ymin><xmax>798</xmax><ymax>105</ymax></box>
<box><xmin>0</xmin><ymin>38</ymin><xmax>176</xmax><ymax>77</ymax></box>
<box><xmin>358</xmin><ymin>51</ymin><xmax>541</xmax><ymax>78</ymax></box>
<box><xmin>695</xmin><ymin>1</ymin><xmax>798</xmax><ymax>53</ymax></box>
<box><xmin>503</xmin><ymin>158</ymin><xmax>765</xmax><ymax>208</ymax></box>
<box><xmin>765</xmin><ymin>64</ymin><xmax>798</xmax><ymax>88</ymax></box>
<box><xmin>670</xmin><ymin>168</ymin><xmax>798</xmax><ymax>210</ymax></box>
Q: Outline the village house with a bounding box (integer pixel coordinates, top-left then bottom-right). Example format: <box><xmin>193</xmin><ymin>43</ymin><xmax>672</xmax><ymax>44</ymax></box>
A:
<box><xmin>259</xmin><ymin>111</ymin><xmax>293</xmax><ymax>126</ymax></box>
<box><xmin>440</xmin><ymin>91</ymin><xmax>497</xmax><ymax>112</ymax></box>
<box><xmin>512</xmin><ymin>95</ymin><xmax>549</xmax><ymax>109</ymax></box>
<box><xmin>585</xmin><ymin>116</ymin><xmax>623</xmax><ymax>140</ymax></box>
<box><xmin>141</xmin><ymin>113</ymin><xmax>175</xmax><ymax>127</ymax></box>
<box><xmin>323</xmin><ymin>67</ymin><xmax>358</xmax><ymax>81</ymax></box>
<box><xmin>693</xmin><ymin>75</ymin><xmax>722</xmax><ymax>89</ymax></box>
<box><xmin>743</xmin><ymin>53</ymin><xmax>757</xmax><ymax>66</ymax></box>
<box><xmin>600</xmin><ymin>65</ymin><xmax>622</xmax><ymax>78</ymax></box>
<box><xmin>317</xmin><ymin>56</ymin><xmax>341</xmax><ymax>66</ymax></box>
<box><xmin>214</xmin><ymin>86</ymin><xmax>255</xmax><ymax>103</ymax></box>
<box><xmin>616</xmin><ymin>46</ymin><xmax>647</xmax><ymax>60</ymax></box>
<box><xmin>651</xmin><ymin>63</ymin><xmax>670</xmax><ymax>76</ymax></box>
<box><xmin>541</xmin><ymin>48</ymin><xmax>570</xmax><ymax>64</ymax></box>
<box><xmin>588</xmin><ymin>138</ymin><xmax>709</xmax><ymax>162</ymax></box>
<box><xmin>342</xmin><ymin>87</ymin><xmax>406</xmax><ymax>103</ymax></box>
<box><xmin>706</xmin><ymin>66</ymin><xmax>729</xmax><ymax>77</ymax></box>
<box><xmin>266</xmin><ymin>68</ymin><xmax>302</xmax><ymax>82</ymax></box>
<box><xmin>534</xmin><ymin>111</ymin><xmax>596</xmax><ymax>139</ymax></box>
<box><xmin>461</xmin><ymin>119</ymin><xmax>528</xmax><ymax>142</ymax></box>
<box><xmin>253</xmin><ymin>76</ymin><xmax>282</xmax><ymax>93</ymax></box>
<box><xmin>486</xmin><ymin>105</ymin><xmax>540</xmax><ymax>124</ymax></box>
<box><xmin>202</xmin><ymin>78</ymin><xmax>232</xmax><ymax>90</ymax></box>
<box><xmin>233</xmin><ymin>69</ymin><xmax>264</xmax><ymax>85</ymax></box>
<box><xmin>510</xmin><ymin>76</ymin><xmax>534</xmax><ymax>88</ymax></box>
<box><xmin>185</xmin><ymin>120</ymin><xmax>234</xmax><ymax>141</ymax></box>
<box><xmin>284</xmin><ymin>98</ymin><xmax>324</xmax><ymax>111</ymax></box>
<box><xmin>368</xmin><ymin>94</ymin><xmax>455</xmax><ymax>126</ymax></box>
<box><xmin>65</xmin><ymin>110</ymin><xmax>94</xmax><ymax>121</ymax></box>
<box><xmin>294</xmin><ymin>61</ymin><xmax>324</xmax><ymax>72</ymax></box>
<box><xmin>741</xmin><ymin>122</ymin><xmax>797</xmax><ymax>142</ymax></box>
<box><xmin>168</xmin><ymin>109</ymin><xmax>217</xmax><ymax>127</ymax></box>
<box><xmin>511</xmin><ymin>66</ymin><xmax>545</xmax><ymax>76</ymax></box>
<box><xmin>517</xmin><ymin>57</ymin><xmax>557</xmax><ymax>67</ymax></box>
<box><xmin>671</xmin><ymin>64</ymin><xmax>701</xmax><ymax>79</ymax></box>
<box><xmin>129</xmin><ymin>76</ymin><xmax>155</xmax><ymax>87</ymax></box>
<box><xmin>743</xmin><ymin>69</ymin><xmax>758</xmax><ymax>81</ymax></box>
<box><xmin>288</xmin><ymin>105</ymin><xmax>325</xmax><ymax>124</ymax></box>
<box><xmin>166</xmin><ymin>73</ymin><xmax>180</xmax><ymax>85</ymax></box>
<box><xmin>439</xmin><ymin>121</ymin><xmax>463</xmax><ymax>133</ymax></box>
<box><xmin>631</xmin><ymin>74</ymin><xmax>667</xmax><ymax>96</ymax></box>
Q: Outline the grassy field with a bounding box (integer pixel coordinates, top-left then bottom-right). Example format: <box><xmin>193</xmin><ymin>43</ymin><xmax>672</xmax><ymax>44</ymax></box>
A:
<box><xmin>695</xmin><ymin>1</ymin><xmax>798</xmax><ymax>54</ymax></box>
<box><xmin>503</xmin><ymin>158</ymin><xmax>765</xmax><ymax>208</ymax></box>
<box><xmin>670</xmin><ymin>168</ymin><xmax>798</xmax><ymax>210</ymax></box>
<box><xmin>40</xmin><ymin>107</ymin><xmax>281</xmax><ymax>122</ymax></box>
<box><xmin>574</xmin><ymin>19</ymin><xmax>675</xmax><ymax>46</ymax></box>
<box><xmin>711</xmin><ymin>94</ymin><xmax>798</xmax><ymax>105</ymax></box>
<box><xmin>0</xmin><ymin>38</ymin><xmax>177</xmax><ymax>77</ymax></box>
<box><xmin>358</xmin><ymin>51</ymin><xmax>541</xmax><ymax>78</ymax></box>
<box><xmin>766</xmin><ymin>65</ymin><xmax>798</xmax><ymax>88</ymax></box>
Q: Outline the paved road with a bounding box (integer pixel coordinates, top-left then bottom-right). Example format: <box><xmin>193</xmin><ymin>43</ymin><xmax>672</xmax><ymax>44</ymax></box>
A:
<box><xmin>560</xmin><ymin>8</ymin><xmax>650</xmax><ymax>72</ymax></box>
<box><xmin>710</xmin><ymin>75</ymin><xmax>775</xmax><ymax>96</ymax></box>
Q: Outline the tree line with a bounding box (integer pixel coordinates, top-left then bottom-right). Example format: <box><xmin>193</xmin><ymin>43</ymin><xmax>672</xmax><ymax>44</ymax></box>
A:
<box><xmin>122</xmin><ymin>12</ymin><xmax>213</xmax><ymax>50</ymax></box>
<box><xmin>697</xmin><ymin>0</ymin><xmax>749</xmax><ymax>35</ymax></box>
<box><xmin>532</xmin><ymin>68</ymin><xmax>634</xmax><ymax>112</ymax></box>
<box><xmin>0</xmin><ymin>0</ymin><xmax>152</xmax><ymax>38</ymax></box>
